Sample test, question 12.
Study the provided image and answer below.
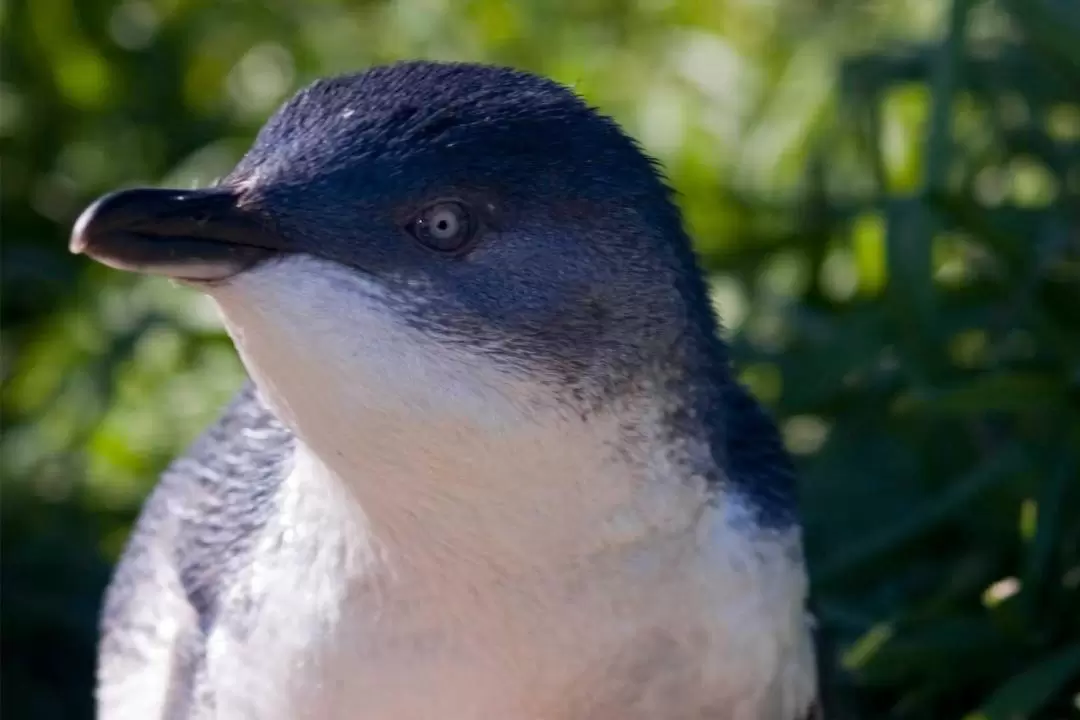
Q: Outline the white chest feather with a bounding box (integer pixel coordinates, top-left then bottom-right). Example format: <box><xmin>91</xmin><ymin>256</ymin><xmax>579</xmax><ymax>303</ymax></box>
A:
<box><xmin>200</xmin><ymin>257</ymin><xmax>817</xmax><ymax>720</ymax></box>
<box><xmin>203</xmin><ymin>444</ymin><xmax>815</xmax><ymax>720</ymax></box>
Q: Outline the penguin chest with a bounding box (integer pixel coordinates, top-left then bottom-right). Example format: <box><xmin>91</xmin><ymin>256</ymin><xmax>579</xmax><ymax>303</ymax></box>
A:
<box><xmin>204</xmin><ymin>507</ymin><xmax>815</xmax><ymax>720</ymax></box>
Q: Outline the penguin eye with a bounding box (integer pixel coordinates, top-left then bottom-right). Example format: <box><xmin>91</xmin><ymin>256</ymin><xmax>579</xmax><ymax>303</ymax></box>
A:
<box><xmin>407</xmin><ymin>201</ymin><xmax>477</xmax><ymax>253</ymax></box>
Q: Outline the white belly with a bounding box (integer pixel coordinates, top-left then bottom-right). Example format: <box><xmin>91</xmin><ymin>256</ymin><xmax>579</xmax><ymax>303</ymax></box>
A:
<box><xmin>202</xmin><ymin>448</ymin><xmax>815</xmax><ymax>720</ymax></box>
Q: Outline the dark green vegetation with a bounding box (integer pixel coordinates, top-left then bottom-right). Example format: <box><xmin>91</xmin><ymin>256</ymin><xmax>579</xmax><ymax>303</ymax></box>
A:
<box><xmin>2</xmin><ymin>0</ymin><xmax>1078</xmax><ymax>717</ymax></box>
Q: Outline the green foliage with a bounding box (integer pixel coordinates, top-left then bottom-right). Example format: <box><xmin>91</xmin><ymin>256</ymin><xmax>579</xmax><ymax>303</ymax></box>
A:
<box><xmin>2</xmin><ymin>0</ymin><xmax>1078</xmax><ymax>717</ymax></box>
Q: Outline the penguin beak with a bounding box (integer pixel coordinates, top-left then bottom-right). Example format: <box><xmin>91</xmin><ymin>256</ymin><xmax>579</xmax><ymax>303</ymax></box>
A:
<box><xmin>70</xmin><ymin>187</ymin><xmax>289</xmax><ymax>282</ymax></box>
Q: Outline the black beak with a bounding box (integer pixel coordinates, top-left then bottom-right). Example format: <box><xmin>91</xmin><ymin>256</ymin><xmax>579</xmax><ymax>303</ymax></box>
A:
<box><xmin>70</xmin><ymin>187</ymin><xmax>288</xmax><ymax>282</ymax></box>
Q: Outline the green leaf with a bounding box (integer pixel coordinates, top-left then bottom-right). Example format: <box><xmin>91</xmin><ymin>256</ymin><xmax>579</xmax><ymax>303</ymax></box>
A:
<box><xmin>895</xmin><ymin>373</ymin><xmax>1067</xmax><ymax>415</ymax></box>
<box><xmin>816</xmin><ymin>444</ymin><xmax>1028</xmax><ymax>584</ymax></box>
<box><xmin>1023</xmin><ymin>439</ymin><xmax>1076</xmax><ymax>604</ymax></box>
<box><xmin>999</xmin><ymin>0</ymin><xmax>1080</xmax><ymax>83</ymax></box>
<box><xmin>965</xmin><ymin>644</ymin><xmax>1080</xmax><ymax>720</ymax></box>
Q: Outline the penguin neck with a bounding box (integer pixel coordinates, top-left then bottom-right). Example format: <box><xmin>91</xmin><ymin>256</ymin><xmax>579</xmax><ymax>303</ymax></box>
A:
<box><xmin>276</xmin><ymin>389</ymin><xmax>716</xmax><ymax>590</ymax></box>
<box><xmin>210</xmin><ymin>262</ymin><xmax>732</xmax><ymax>582</ymax></box>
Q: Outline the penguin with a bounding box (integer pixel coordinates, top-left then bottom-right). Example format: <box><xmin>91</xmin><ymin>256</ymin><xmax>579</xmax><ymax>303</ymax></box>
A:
<box><xmin>72</xmin><ymin>61</ymin><xmax>820</xmax><ymax>720</ymax></box>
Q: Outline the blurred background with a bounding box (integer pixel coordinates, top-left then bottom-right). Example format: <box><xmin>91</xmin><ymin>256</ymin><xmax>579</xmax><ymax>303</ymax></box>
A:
<box><xmin>2</xmin><ymin>0</ymin><xmax>1079</xmax><ymax>717</ymax></box>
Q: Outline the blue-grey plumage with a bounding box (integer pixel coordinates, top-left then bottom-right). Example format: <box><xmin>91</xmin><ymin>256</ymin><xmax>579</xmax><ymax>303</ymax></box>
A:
<box><xmin>74</xmin><ymin>62</ymin><xmax>820</xmax><ymax>719</ymax></box>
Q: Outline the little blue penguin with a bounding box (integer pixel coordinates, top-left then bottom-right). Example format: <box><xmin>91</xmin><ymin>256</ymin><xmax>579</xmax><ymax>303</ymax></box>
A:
<box><xmin>71</xmin><ymin>61</ymin><xmax>820</xmax><ymax>720</ymax></box>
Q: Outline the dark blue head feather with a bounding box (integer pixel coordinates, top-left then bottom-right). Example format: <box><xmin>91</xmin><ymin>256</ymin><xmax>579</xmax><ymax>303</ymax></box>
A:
<box><xmin>225</xmin><ymin>61</ymin><xmax>796</xmax><ymax>527</ymax></box>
